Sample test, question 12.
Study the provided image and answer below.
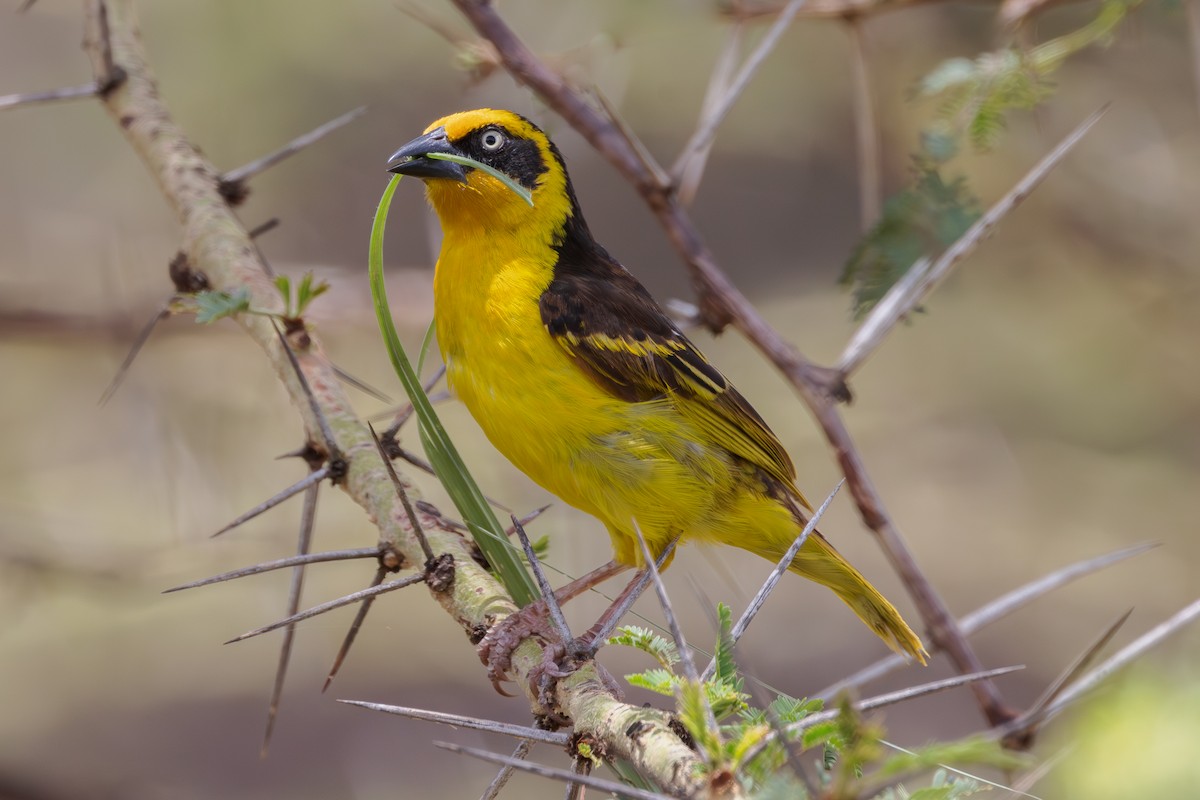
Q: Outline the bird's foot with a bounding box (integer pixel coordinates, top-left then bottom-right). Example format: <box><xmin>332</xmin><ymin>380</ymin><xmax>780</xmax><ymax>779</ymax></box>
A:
<box><xmin>531</xmin><ymin>632</ymin><xmax>622</xmax><ymax>712</ymax></box>
<box><xmin>477</xmin><ymin>600</ymin><xmax>557</xmax><ymax>695</ymax></box>
<box><xmin>477</xmin><ymin>607</ymin><xmax>620</xmax><ymax>712</ymax></box>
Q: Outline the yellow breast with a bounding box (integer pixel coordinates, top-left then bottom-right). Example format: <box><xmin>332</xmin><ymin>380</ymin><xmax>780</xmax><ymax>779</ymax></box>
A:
<box><xmin>433</xmin><ymin>229</ymin><xmax>606</xmax><ymax>507</ymax></box>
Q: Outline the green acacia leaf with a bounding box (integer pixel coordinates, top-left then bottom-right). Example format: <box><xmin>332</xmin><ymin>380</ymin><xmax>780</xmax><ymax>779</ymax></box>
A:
<box><xmin>625</xmin><ymin>668</ymin><xmax>677</xmax><ymax>696</ymax></box>
<box><xmin>194</xmin><ymin>289</ymin><xmax>252</xmax><ymax>324</ymax></box>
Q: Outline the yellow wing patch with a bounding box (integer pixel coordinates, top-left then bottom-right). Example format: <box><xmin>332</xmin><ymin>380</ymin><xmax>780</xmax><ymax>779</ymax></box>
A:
<box><xmin>553</xmin><ymin>327</ymin><xmax>800</xmax><ymax>494</ymax></box>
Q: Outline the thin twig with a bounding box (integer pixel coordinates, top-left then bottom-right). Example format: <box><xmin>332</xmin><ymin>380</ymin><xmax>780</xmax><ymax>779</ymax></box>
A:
<box><xmin>513</xmin><ymin>515</ymin><xmax>572</xmax><ymax>644</ymax></box>
<box><xmin>507</xmin><ymin>505</ymin><xmax>552</xmax><ymax>537</ymax></box>
<box><xmin>745</xmin><ymin>665</ymin><xmax>1025</xmax><ymax>765</ymax></box>
<box><xmin>480</xmin><ymin>740</ymin><xmax>533</xmax><ymax>800</ymax></box>
<box><xmin>163</xmin><ymin>547</ymin><xmax>378</xmax><ymax>593</ymax></box>
<box><xmin>845</xmin><ymin>665</ymin><xmax>1025</xmax><ymax>716</ymax></box>
<box><xmin>332</xmin><ymin>365</ymin><xmax>392</xmax><ymax>404</ymax></box>
<box><xmin>221</xmin><ymin>106</ymin><xmax>366</xmax><ymax>184</ymax></box>
<box><xmin>580</xmin><ymin>566</ymin><xmax>650</xmax><ymax>651</ymax></box>
<box><xmin>209</xmin><ymin>467</ymin><xmax>329</xmax><ymax>538</ymax></box>
<box><xmin>98</xmin><ymin>301</ymin><xmax>172</xmax><ymax>405</ymax></box>
<box><xmin>260</xmin><ymin>469</ymin><xmax>320</xmax><ymax>757</ymax></box>
<box><xmin>381</xmin><ymin>365</ymin><xmax>446</xmax><ymax>438</ymax></box>
<box><xmin>836</xmin><ymin>105</ymin><xmax>1108</xmax><ymax>378</ymax></box>
<box><xmin>673</xmin><ymin>19</ymin><xmax>744</xmax><ymax>205</ymax></box>
<box><xmin>701</xmin><ymin>481</ymin><xmax>841</xmax><ymax>681</ymax></box>
<box><xmin>1002</xmin><ymin>747</ymin><xmax>1069</xmax><ymax>799</ymax></box>
<box><xmin>670</xmin><ymin>0</ymin><xmax>805</xmax><ymax>190</ymax></box>
<box><xmin>1012</xmin><ymin>598</ymin><xmax>1200</xmax><ymax>731</ymax></box>
<box><xmin>0</xmin><ymin>83</ymin><xmax>98</xmax><ymax>111</ymax></box>
<box><xmin>247</xmin><ymin>218</ymin><xmax>280</xmax><ymax>239</ymax></box>
<box><xmin>1189</xmin><ymin>0</ymin><xmax>1200</xmax><ymax>116</ymax></box>
<box><xmin>631</xmin><ymin>524</ymin><xmax>719</xmax><ymax>752</ymax></box>
<box><xmin>435</xmin><ymin>741</ymin><xmax>671</xmax><ymax>800</ymax></box>
<box><xmin>590</xmin><ymin>88</ymin><xmax>672</xmax><ymax>190</ymax></box>
<box><xmin>1007</xmin><ymin>608</ymin><xmax>1133</xmax><ymax>743</ymax></box>
<box><xmin>273</xmin><ymin>319</ymin><xmax>342</xmax><ymax>463</ymax></box>
<box><xmin>394</xmin><ymin>446</ymin><xmax>437</xmax><ymax>476</ymax></box>
<box><xmin>744</xmin><ymin>669</ymin><xmax>819</xmax><ymax>796</ymax></box>
<box><xmin>225</xmin><ymin>572</ymin><xmax>426</xmax><ymax>643</ymax></box>
<box><xmin>820</xmin><ymin>542</ymin><xmax>1157</xmax><ymax>698</ymax></box>
<box><xmin>337</xmin><ymin>701</ymin><xmax>571</xmax><ymax>745</ymax></box>
<box><xmin>847</xmin><ymin>18</ymin><xmax>882</xmax><ymax>229</ymax></box>
<box><xmin>866</xmin><ymin>738</ymin><xmax>1046</xmax><ymax>800</ymax></box>
<box><xmin>564</xmin><ymin>757</ymin><xmax>589</xmax><ymax>800</ymax></box>
<box><xmin>322</xmin><ymin>566</ymin><xmax>387</xmax><ymax>692</ymax></box>
<box><xmin>369</xmin><ymin>423</ymin><xmax>433</xmax><ymax>562</ymax></box>
<box><xmin>633</xmin><ymin>528</ymin><xmax>696</xmax><ymax>681</ymax></box>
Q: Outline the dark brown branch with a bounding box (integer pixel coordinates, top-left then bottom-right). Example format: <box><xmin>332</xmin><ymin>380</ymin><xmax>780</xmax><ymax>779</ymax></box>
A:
<box><xmin>449</xmin><ymin>0</ymin><xmax>1013</xmax><ymax>726</ymax></box>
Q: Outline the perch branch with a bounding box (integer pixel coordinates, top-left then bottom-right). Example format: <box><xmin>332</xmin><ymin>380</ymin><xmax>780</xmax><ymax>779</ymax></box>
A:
<box><xmin>84</xmin><ymin>1</ymin><xmax>708</xmax><ymax>792</ymax></box>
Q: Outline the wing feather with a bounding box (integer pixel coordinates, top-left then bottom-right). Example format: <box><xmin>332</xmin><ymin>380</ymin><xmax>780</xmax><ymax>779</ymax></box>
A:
<box><xmin>539</xmin><ymin>250</ymin><xmax>801</xmax><ymax>498</ymax></box>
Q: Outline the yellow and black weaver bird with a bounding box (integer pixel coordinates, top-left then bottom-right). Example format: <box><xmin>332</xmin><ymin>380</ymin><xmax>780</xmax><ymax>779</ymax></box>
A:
<box><xmin>388</xmin><ymin>109</ymin><xmax>926</xmax><ymax>664</ymax></box>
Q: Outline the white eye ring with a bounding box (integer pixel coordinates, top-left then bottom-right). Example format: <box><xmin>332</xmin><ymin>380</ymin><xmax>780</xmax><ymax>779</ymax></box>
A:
<box><xmin>480</xmin><ymin>129</ymin><xmax>506</xmax><ymax>151</ymax></box>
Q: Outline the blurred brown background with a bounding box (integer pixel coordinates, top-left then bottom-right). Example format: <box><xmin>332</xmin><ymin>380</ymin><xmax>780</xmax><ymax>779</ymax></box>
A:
<box><xmin>1</xmin><ymin>3</ymin><xmax>1197</xmax><ymax>798</ymax></box>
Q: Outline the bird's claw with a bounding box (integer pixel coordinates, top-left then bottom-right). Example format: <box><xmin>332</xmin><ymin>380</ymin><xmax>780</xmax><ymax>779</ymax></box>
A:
<box><xmin>477</xmin><ymin>605</ymin><xmax>617</xmax><ymax>713</ymax></box>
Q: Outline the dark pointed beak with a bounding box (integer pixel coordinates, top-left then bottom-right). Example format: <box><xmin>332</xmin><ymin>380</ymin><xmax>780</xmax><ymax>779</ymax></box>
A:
<box><xmin>386</xmin><ymin>127</ymin><xmax>468</xmax><ymax>183</ymax></box>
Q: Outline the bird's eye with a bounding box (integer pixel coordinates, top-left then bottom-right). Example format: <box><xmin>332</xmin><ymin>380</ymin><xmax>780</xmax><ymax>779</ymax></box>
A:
<box><xmin>480</xmin><ymin>128</ymin><xmax>507</xmax><ymax>152</ymax></box>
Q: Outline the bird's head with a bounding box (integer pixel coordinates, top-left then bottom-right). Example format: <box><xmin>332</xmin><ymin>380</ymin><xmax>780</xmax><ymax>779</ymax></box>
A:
<box><xmin>387</xmin><ymin>109</ymin><xmax>575</xmax><ymax>237</ymax></box>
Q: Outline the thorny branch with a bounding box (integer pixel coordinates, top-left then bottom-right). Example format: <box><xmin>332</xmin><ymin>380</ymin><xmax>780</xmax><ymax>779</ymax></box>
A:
<box><xmin>80</xmin><ymin>0</ymin><xmax>708</xmax><ymax>793</ymax></box>
<box><xmin>57</xmin><ymin>0</ymin><xmax>1191</xmax><ymax>795</ymax></box>
<box><xmin>449</xmin><ymin>0</ymin><xmax>1035</xmax><ymax>727</ymax></box>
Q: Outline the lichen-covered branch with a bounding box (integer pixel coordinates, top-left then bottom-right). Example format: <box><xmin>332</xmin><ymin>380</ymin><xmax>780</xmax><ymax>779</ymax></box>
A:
<box><xmin>81</xmin><ymin>0</ymin><xmax>707</xmax><ymax>794</ymax></box>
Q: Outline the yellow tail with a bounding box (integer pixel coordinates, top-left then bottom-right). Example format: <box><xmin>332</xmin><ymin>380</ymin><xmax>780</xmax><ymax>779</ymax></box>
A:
<box><xmin>785</xmin><ymin>532</ymin><xmax>927</xmax><ymax>664</ymax></box>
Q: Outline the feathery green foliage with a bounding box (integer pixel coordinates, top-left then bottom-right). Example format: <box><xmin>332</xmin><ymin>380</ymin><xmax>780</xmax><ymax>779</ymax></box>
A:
<box><xmin>607</xmin><ymin>626</ymin><xmax>679</xmax><ymax>670</ymax></box>
<box><xmin>193</xmin><ymin>288</ymin><xmax>251</xmax><ymax>324</ymax></box>
<box><xmin>612</xmin><ymin>601</ymin><xmax>1027</xmax><ymax>796</ymax></box>
<box><xmin>840</xmin><ymin>159</ymin><xmax>981</xmax><ymax>318</ymax></box>
<box><xmin>842</xmin><ymin>0</ymin><xmax>1141</xmax><ymax>318</ymax></box>
<box><xmin>919</xmin><ymin>0</ymin><xmax>1139</xmax><ymax>154</ymax></box>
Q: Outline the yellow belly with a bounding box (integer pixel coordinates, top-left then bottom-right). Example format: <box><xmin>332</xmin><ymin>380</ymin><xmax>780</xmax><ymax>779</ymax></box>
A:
<box><xmin>433</xmin><ymin>239</ymin><xmax>747</xmax><ymax>564</ymax></box>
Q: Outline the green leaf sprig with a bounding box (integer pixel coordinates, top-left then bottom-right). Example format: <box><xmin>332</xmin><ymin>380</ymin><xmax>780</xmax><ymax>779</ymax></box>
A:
<box><xmin>368</xmin><ymin>173</ymin><xmax>537</xmax><ymax>606</ymax></box>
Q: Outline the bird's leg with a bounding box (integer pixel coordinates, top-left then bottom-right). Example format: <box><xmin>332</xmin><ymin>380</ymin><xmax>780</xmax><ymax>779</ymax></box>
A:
<box><xmin>477</xmin><ymin>560</ymin><xmax>630</xmax><ymax>693</ymax></box>
<box><xmin>529</xmin><ymin>564</ymin><xmax>660</xmax><ymax>712</ymax></box>
<box><xmin>562</xmin><ymin>565</ymin><xmax>654</xmax><ymax>661</ymax></box>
